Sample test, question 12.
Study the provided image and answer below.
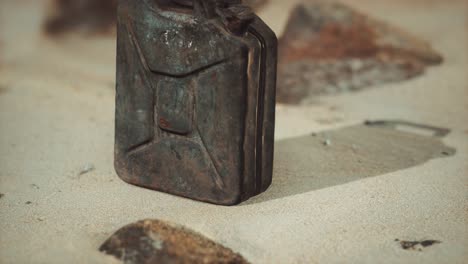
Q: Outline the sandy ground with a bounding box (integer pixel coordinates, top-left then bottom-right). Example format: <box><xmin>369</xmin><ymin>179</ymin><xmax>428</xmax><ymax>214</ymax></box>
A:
<box><xmin>0</xmin><ymin>0</ymin><xmax>467</xmax><ymax>263</ymax></box>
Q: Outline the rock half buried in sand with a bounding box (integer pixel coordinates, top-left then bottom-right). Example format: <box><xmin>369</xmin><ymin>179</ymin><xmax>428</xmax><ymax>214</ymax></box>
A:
<box><xmin>99</xmin><ymin>220</ymin><xmax>249</xmax><ymax>264</ymax></box>
<box><xmin>277</xmin><ymin>1</ymin><xmax>443</xmax><ymax>104</ymax></box>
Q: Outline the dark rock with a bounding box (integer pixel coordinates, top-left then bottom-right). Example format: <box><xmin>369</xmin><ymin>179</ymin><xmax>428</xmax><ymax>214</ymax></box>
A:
<box><xmin>100</xmin><ymin>219</ymin><xmax>250</xmax><ymax>264</ymax></box>
<box><xmin>277</xmin><ymin>1</ymin><xmax>443</xmax><ymax>104</ymax></box>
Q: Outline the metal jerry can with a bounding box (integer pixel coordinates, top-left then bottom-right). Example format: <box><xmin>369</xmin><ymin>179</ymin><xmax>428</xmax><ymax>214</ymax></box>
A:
<box><xmin>114</xmin><ymin>0</ymin><xmax>277</xmax><ymax>205</ymax></box>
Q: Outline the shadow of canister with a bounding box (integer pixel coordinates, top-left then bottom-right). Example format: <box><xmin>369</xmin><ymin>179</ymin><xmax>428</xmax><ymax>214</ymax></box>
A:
<box><xmin>243</xmin><ymin>120</ymin><xmax>455</xmax><ymax>205</ymax></box>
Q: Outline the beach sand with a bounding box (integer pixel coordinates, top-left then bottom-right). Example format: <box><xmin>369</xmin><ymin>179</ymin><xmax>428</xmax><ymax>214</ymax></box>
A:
<box><xmin>0</xmin><ymin>0</ymin><xmax>467</xmax><ymax>263</ymax></box>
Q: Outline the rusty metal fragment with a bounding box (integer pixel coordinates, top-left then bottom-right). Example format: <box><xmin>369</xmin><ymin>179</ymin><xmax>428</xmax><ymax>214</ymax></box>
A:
<box><xmin>100</xmin><ymin>220</ymin><xmax>250</xmax><ymax>264</ymax></box>
<box><xmin>114</xmin><ymin>0</ymin><xmax>277</xmax><ymax>205</ymax></box>
<box><xmin>277</xmin><ymin>1</ymin><xmax>443</xmax><ymax>104</ymax></box>
<box><xmin>44</xmin><ymin>0</ymin><xmax>117</xmax><ymax>35</ymax></box>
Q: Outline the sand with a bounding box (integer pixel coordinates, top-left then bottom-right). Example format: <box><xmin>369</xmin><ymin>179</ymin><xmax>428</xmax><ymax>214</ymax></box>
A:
<box><xmin>0</xmin><ymin>0</ymin><xmax>467</xmax><ymax>263</ymax></box>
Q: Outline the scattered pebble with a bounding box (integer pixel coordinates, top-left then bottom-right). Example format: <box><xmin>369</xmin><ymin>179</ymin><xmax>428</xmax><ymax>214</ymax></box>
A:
<box><xmin>37</xmin><ymin>217</ymin><xmax>45</xmax><ymax>222</ymax></box>
<box><xmin>25</xmin><ymin>201</ymin><xmax>33</xmax><ymax>205</ymax></box>
<box><xmin>395</xmin><ymin>239</ymin><xmax>441</xmax><ymax>251</ymax></box>
<box><xmin>0</xmin><ymin>193</ymin><xmax>4</xmax><ymax>199</ymax></box>
<box><xmin>323</xmin><ymin>139</ymin><xmax>331</xmax><ymax>146</ymax></box>
<box><xmin>30</xmin><ymin>184</ymin><xmax>40</xmax><ymax>190</ymax></box>
<box><xmin>78</xmin><ymin>163</ymin><xmax>95</xmax><ymax>176</ymax></box>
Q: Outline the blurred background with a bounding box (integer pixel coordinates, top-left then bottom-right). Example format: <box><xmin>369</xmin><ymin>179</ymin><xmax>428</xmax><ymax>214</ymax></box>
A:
<box><xmin>0</xmin><ymin>0</ymin><xmax>467</xmax><ymax>263</ymax></box>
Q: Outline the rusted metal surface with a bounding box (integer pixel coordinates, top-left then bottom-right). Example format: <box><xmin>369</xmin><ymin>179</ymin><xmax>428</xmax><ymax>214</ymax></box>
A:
<box><xmin>277</xmin><ymin>1</ymin><xmax>443</xmax><ymax>104</ymax></box>
<box><xmin>114</xmin><ymin>0</ymin><xmax>277</xmax><ymax>205</ymax></box>
<box><xmin>100</xmin><ymin>220</ymin><xmax>250</xmax><ymax>263</ymax></box>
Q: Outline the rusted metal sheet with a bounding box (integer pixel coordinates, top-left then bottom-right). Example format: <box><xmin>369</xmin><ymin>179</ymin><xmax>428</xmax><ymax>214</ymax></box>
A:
<box><xmin>277</xmin><ymin>1</ymin><xmax>443</xmax><ymax>104</ymax></box>
<box><xmin>114</xmin><ymin>0</ymin><xmax>277</xmax><ymax>205</ymax></box>
<box><xmin>100</xmin><ymin>220</ymin><xmax>250</xmax><ymax>263</ymax></box>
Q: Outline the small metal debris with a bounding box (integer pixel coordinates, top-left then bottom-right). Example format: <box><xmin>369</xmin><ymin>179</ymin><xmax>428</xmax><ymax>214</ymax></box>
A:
<box><xmin>395</xmin><ymin>239</ymin><xmax>441</xmax><ymax>251</ymax></box>
<box><xmin>30</xmin><ymin>184</ymin><xmax>40</xmax><ymax>190</ymax></box>
<box><xmin>78</xmin><ymin>163</ymin><xmax>95</xmax><ymax>176</ymax></box>
<box><xmin>100</xmin><ymin>219</ymin><xmax>250</xmax><ymax>264</ymax></box>
<box><xmin>37</xmin><ymin>217</ymin><xmax>46</xmax><ymax>222</ymax></box>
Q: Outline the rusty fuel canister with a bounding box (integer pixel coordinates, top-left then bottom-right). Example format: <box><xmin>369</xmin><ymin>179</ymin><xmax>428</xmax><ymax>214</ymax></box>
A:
<box><xmin>114</xmin><ymin>0</ymin><xmax>277</xmax><ymax>205</ymax></box>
